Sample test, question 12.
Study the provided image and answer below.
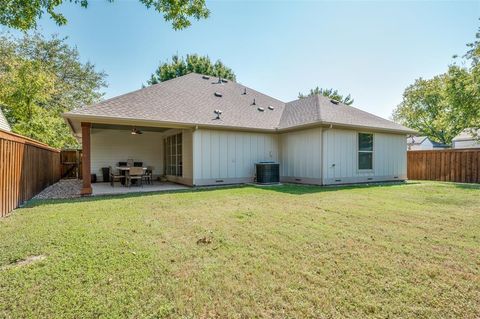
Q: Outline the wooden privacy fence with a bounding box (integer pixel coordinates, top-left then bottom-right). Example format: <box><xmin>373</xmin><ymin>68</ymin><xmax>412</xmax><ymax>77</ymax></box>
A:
<box><xmin>60</xmin><ymin>149</ymin><xmax>82</xmax><ymax>179</ymax></box>
<box><xmin>407</xmin><ymin>149</ymin><xmax>480</xmax><ymax>183</ymax></box>
<box><xmin>0</xmin><ymin>129</ymin><xmax>61</xmax><ymax>217</ymax></box>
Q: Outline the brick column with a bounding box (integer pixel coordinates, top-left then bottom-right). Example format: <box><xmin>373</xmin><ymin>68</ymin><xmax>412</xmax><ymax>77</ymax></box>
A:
<box><xmin>81</xmin><ymin>122</ymin><xmax>92</xmax><ymax>195</ymax></box>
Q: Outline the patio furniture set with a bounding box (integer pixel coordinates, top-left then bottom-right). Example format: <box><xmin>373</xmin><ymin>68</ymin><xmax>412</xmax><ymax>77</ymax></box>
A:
<box><xmin>109</xmin><ymin>160</ymin><xmax>153</xmax><ymax>187</ymax></box>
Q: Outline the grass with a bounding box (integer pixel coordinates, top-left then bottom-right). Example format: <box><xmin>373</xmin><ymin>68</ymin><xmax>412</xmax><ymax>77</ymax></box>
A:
<box><xmin>0</xmin><ymin>181</ymin><xmax>479</xmax><ymax>318</ymax></box>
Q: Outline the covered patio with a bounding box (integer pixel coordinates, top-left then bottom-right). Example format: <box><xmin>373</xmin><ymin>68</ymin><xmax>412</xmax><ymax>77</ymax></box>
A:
<box><xmin>63</xmin><ymin>117</ymin><xmax>194</xmax><ymax>196</ymax></box>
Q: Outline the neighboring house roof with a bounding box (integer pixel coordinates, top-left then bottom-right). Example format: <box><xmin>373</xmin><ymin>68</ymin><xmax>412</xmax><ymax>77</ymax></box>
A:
<box><xmin>64</xmin><ymin>73</ymin><xmax>415</xmax><ymax>134</ymax></box>
<box><xmin>407</xmin><ymin>135</ymin><xmax>449</xmax><ymax>148</ymax></box>
<box><xmin>0</xmin><ymin>108</ymin><xmax>11</xmax><ymax>132</ymax></box>
<box><xmin>407</xmin><ymin>136</ymin><xmax>428</xmax><ymax>145</ymax></box>
<box><xmin>452</xmin><ymin>129</ymin><xmax>480</xmax><ymax>142</ymax></box>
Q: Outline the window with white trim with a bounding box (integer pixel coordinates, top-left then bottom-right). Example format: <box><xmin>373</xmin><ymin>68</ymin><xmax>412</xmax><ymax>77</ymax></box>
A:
<box><xmin>358</xmin><ymin>133</ymin><xmax>373</xmax><ymax>170</ymax></box>
<box><xmin>165</xmin><ymin>133</ymin><xmax>182</xmax><ymax>176</ymax></box>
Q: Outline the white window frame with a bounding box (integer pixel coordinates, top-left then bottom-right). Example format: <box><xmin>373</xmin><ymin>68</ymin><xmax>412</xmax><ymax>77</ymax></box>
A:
<box><xmin>358</xmin><ymin>132</ymin><xmax>374</xmax><ymax>171</ymax></box>
<box><xmin>164</xmin><ymin>133</ymin><xmax>182</xmax><ymax>176</ymax></box>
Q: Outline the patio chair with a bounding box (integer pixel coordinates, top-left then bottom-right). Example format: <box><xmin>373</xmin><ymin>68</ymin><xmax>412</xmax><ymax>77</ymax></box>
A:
<box><xmin>142</xmin><ymin>166</ymin><xmax>153</xmax><ymax>184</ymax></box>
<box><xmin>109</xmin><ymin>166</ymin><xmax>126</xmax><ymax>187</ymax></box>
<box><xmin>133</xmin><ymin>162</ymin><xmax>143</xmax><ymax>167</ymax></box>
<box><xmin>126</xmin><ymin>167</ymin><xmax>144</xmax><ymax>187</ymax></box>
<box><xmin>127</xmin><ymin>159</ymin><xmax>134</xmax><ymax>167</ymax></box>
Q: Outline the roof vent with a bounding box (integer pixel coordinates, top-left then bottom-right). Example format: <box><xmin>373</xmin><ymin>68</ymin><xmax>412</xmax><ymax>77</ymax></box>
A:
<box><xmin>214</xmin><ymin>109</ymin><xmax>222</xmax><ymax>119</ymax></box>
<box><xmin>242</xmin><ymin>88</ymin><xmax>247</xmax><ymax>95</ymax></box>
<box><xmin>330</xmin><ymin>99</ymin><xmax>339</xmax><ymax>105</ymax></box>
<box><xmin>217</xmin><ymin>77</ymin><xmax>222</xmax><ymax>84</ymax></box>
<box><xmin>202</xmin><ymin>75</ymin><xmax>210</xmax><ymax>80</ymax></box>
<box><xmin>221</xmin><ymin>79</ymin><xmax>228</xmax><ymax>83</ymax></box>
<box><xmin>268</xmin><ymin>106</ymin><xmax>274</xmax><ymax>110</ymax></box>
<box><xmin>214</xmin><ymin>92</ymin><xmax>222</xmax><ymax>97</ymax></box>
<box><xmin>258</xmin><ymin>107</ymin><xmax>264</xmax><ymax>112</ymax></box>
<box><xmin>252</xmin><ymin>98</ymin><xmax>256</xmax><ymax>105</ymax></box>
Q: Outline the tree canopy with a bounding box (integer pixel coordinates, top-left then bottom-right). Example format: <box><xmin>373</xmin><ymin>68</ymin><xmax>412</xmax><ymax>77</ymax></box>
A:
<box><xmin>0</xmin><ymin>33</ymin><xmax>106</xmax><ymax>148</ymax></box>
<box><xmin>393</xmin><ymin>25</ymin><xmax>480</xmax><ymax>144</ymax></box>
<box><xmin>147</xmin><ymin>54</ymin><xmax>236</xmax><ymax>85</ymax></box>
<box><xmin>298</xmin><ymin>87</ymin><xmax>354</xmax><ymax>105</ymax></box>
<box><xmin>0</xmin><ymin>0</ymin><xmax>209</xmax><ymax>31</ymax></box>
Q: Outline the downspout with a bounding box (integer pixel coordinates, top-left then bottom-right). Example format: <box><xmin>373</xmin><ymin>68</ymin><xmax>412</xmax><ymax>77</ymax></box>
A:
<box><xmin>321</xmin><ymin>124</ymin><xmax>333</xmax><ymax>185</ymax></box>
<box><xmin>320</xmin><ymin>127</ymin><xmax>324</xmax><ymax>185</ymax></box>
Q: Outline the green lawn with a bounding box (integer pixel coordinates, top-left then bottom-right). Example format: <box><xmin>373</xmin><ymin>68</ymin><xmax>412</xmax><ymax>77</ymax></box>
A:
<box><xmin>1</xmin><ymin>182</ymin><xmax>479</xmax><ymax>318</ymax></box>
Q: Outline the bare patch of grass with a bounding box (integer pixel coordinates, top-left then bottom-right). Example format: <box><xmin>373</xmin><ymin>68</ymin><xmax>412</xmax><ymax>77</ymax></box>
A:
<box><xmin>1</xmin><ymin>255</ymin><xmax>46</xmax><ymax>271</ymax></box>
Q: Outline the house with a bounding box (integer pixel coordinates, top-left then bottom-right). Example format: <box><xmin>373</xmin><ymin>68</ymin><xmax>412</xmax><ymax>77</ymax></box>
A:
<box><xmin>407</xmin><ymin>136</ymin><xmax>449</xmax><ymax>150</ymax></box>
<box><xmin>452</xmin><ymin>129</ymin><xmax>480</xmax><ymax>149</ymax></box>
<box><xmin>0</xmin><ymin>108</ymin><xmax>11</xmax><ymax>132</ymax></box>
<box><xmin>63</xmin><ymin>73</ymin><xmax>415</xmax><ymax>195</ymax></box>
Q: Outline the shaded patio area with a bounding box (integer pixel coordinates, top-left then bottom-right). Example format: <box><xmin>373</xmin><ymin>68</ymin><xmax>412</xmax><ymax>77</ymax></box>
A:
<box><xmin>33</xmin><ymin>179</ymin><xmax>190</xmax><ymax>200</ymax></box>
<box><xmin>91</xmin><ymin>181</ymin><xmax>189</xmax><ymax>196</ymax></box>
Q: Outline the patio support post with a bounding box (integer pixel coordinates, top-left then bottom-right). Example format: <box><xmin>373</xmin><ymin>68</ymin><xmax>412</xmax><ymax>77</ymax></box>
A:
<box><xmin>81</xmin><ymin>122</ymin><xmax>92</xmax><ymax>195</ymax></box>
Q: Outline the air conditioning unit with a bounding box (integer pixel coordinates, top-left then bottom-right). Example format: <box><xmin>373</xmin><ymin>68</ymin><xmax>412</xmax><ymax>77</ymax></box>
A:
<box><xmin>255</xmin><ymin>162</ymin><xmax>280</xmax><ymax>184</ymax></box>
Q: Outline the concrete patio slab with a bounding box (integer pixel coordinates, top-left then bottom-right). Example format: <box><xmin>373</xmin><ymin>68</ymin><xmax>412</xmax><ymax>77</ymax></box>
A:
<box><xmin>91</xmin><ymin>181</ymin><xmax>189</xmax><ymax>196</ymax></box>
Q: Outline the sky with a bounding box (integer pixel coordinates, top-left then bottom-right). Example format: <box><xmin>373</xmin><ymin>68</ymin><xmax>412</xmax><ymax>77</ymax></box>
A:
<box><xmin>3</xmin><ymin>0</ymin><xmax>479</xmax><ymax>119</ymax></box>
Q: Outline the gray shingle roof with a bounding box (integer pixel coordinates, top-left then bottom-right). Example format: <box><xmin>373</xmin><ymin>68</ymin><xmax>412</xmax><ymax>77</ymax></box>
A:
<box><xmin>407</xmin><ymin>136</ymin><xmax>428</xmax><ymax>145</ymax></box>
<box><xmin>65</xmin><ymin>73</ymin><xmax>414</xmax><ymax>133</ymax></box>
<box><xmin>452</xmin><ymin>129</ymin><xmax>480</xmax><ymax>141</ymax></box>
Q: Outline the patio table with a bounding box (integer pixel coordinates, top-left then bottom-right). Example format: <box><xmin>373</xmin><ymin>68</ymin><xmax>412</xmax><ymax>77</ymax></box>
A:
<box><xmin>116</xmin><ymin>167</ymin><xmax>147</xmax><ymax>185</ymax></box>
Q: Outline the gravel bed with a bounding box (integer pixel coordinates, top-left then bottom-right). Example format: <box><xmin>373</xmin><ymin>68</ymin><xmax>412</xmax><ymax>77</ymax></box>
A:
<box><xmin>33</xmin><ymin>179</ymin><xmax>82</xmax><ymax>200</ymax></box>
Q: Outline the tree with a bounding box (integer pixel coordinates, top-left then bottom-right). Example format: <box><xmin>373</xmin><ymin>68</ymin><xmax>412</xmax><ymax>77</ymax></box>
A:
<box><xmin>147</xmin><ymin>54</ymin><xmax>236</xmax><ymax>85</ymax></box>
<box><xmin>393</xmin><ymin>24</ymin><xmax>480</xmax><ymax>144</ymax></box>
<box><xmin>298</xmin><ymin>87</ymin><xmax>354</xmax><ymax>105</ymax></box>
<box><xmin>0</xmin><ymin>0</ymin><xmax>209</xmax><ymax>31</ymax></box>
<box><xmin>392</xmin><ymin>76</ymin><xmax>461</xmax><ymax>144</ymax></box>
<box><xmin>0</xmin><ymin>33</ymin><xmax>106</xmax><ymax>148</ymax></box>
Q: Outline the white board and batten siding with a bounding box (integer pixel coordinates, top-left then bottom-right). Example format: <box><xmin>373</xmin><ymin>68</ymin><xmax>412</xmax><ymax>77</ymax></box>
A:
<box><xmin>192</xmin><ymin>129</ymin><xmax>279</xmax><ymax>185</ymax></box>
<box><xmin>322</xmin><ymin>128</ymin><xmax>407</xmax><ymax>185</ymax></box>
<box><xmin>90</xmin><ymin>128</ymin><xmax>164</xmax><ymax>181</ymax></box>
<box><xmin>0</xmin><ymin>109</ymin><xmax>11</xmax><ymax>132</ymax></box>
<box><xmin>279</xmin><ymin>127</ymin><xmax>323</xmax><ymax>184</ymax></box>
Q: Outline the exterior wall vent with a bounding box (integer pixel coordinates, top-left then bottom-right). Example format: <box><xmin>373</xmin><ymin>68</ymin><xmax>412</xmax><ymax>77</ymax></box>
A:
<box><xmin>367</xmin><ymin>178</ymin><xmax>373</xmax><ymax>181</ymax></box>
<box><xmin>258</xmin><ymin>107</ymin><xmax>264</xmax><ymax>112</ymax></box>
<box><xmin>215</xmin><ymin>179</ymin><xmax>224</xmax><ymax>183</ymax></box>
<box><xmin>214</xmin><ymin>92</ymin><xmax>222</xmax><ymax>97</ymax></box>
<box><xmin>268</xmin><ymin>106</ymin><xmax>274</xmax><ymax>110</ymax></box>
<box><xmin>335</xmin><ymin>179</ymin><xmax>342</xmax><ymax>182</ymax></box>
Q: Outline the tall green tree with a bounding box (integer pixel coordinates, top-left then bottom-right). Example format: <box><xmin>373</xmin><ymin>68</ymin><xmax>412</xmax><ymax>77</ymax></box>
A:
<box><xmin>0</xmin><ymin>0</ymin><xmax>209</xmax><ymax>31</ymax></box>
<box><xmin>0</xmin><ymin>33</ymin><xmax>106</xmax><ymax>148</ymax></box>
<box><xmin>392</xmin><ymin>75</ymin><xmax>460</xmax><ymax>144</ymax></box>
<box><xmin>298</xmin><ymin>87</ymin><xmax>354</xmax><ymax>105</ymax></box>
<box><xmin>393</xmin><ymin>25</ymin><xmax>480</xmax><ymax>144</ymax></box>
<box><xmin>147</xmin><ymin>54</ymin><xmax>236</xmax><ymax>85</ymax></box>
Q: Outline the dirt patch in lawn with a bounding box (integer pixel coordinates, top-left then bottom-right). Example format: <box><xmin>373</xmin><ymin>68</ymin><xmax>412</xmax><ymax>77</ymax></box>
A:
<box><xmin>1</xmin><ymin>255</ymin><xmax>46</xmax><ymax>271</ymax></box>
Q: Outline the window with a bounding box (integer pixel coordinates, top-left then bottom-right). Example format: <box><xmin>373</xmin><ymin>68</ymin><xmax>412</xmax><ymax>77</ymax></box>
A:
<box><xmin>358</xmin><ymin>133</ymin><xmax>373</xmax><ymax>170</ymax></box>
<box><xmin>164</xmin><ymin>133</ymin><xmax>182</xmax><ymax>176</ymax></box>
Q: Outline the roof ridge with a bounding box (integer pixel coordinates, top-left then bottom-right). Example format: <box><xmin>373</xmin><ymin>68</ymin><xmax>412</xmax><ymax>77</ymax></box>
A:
<box><xmin>67</xmin><ymin>73</ymin><xmax>195</xmax><ymax>113</ymax></box>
